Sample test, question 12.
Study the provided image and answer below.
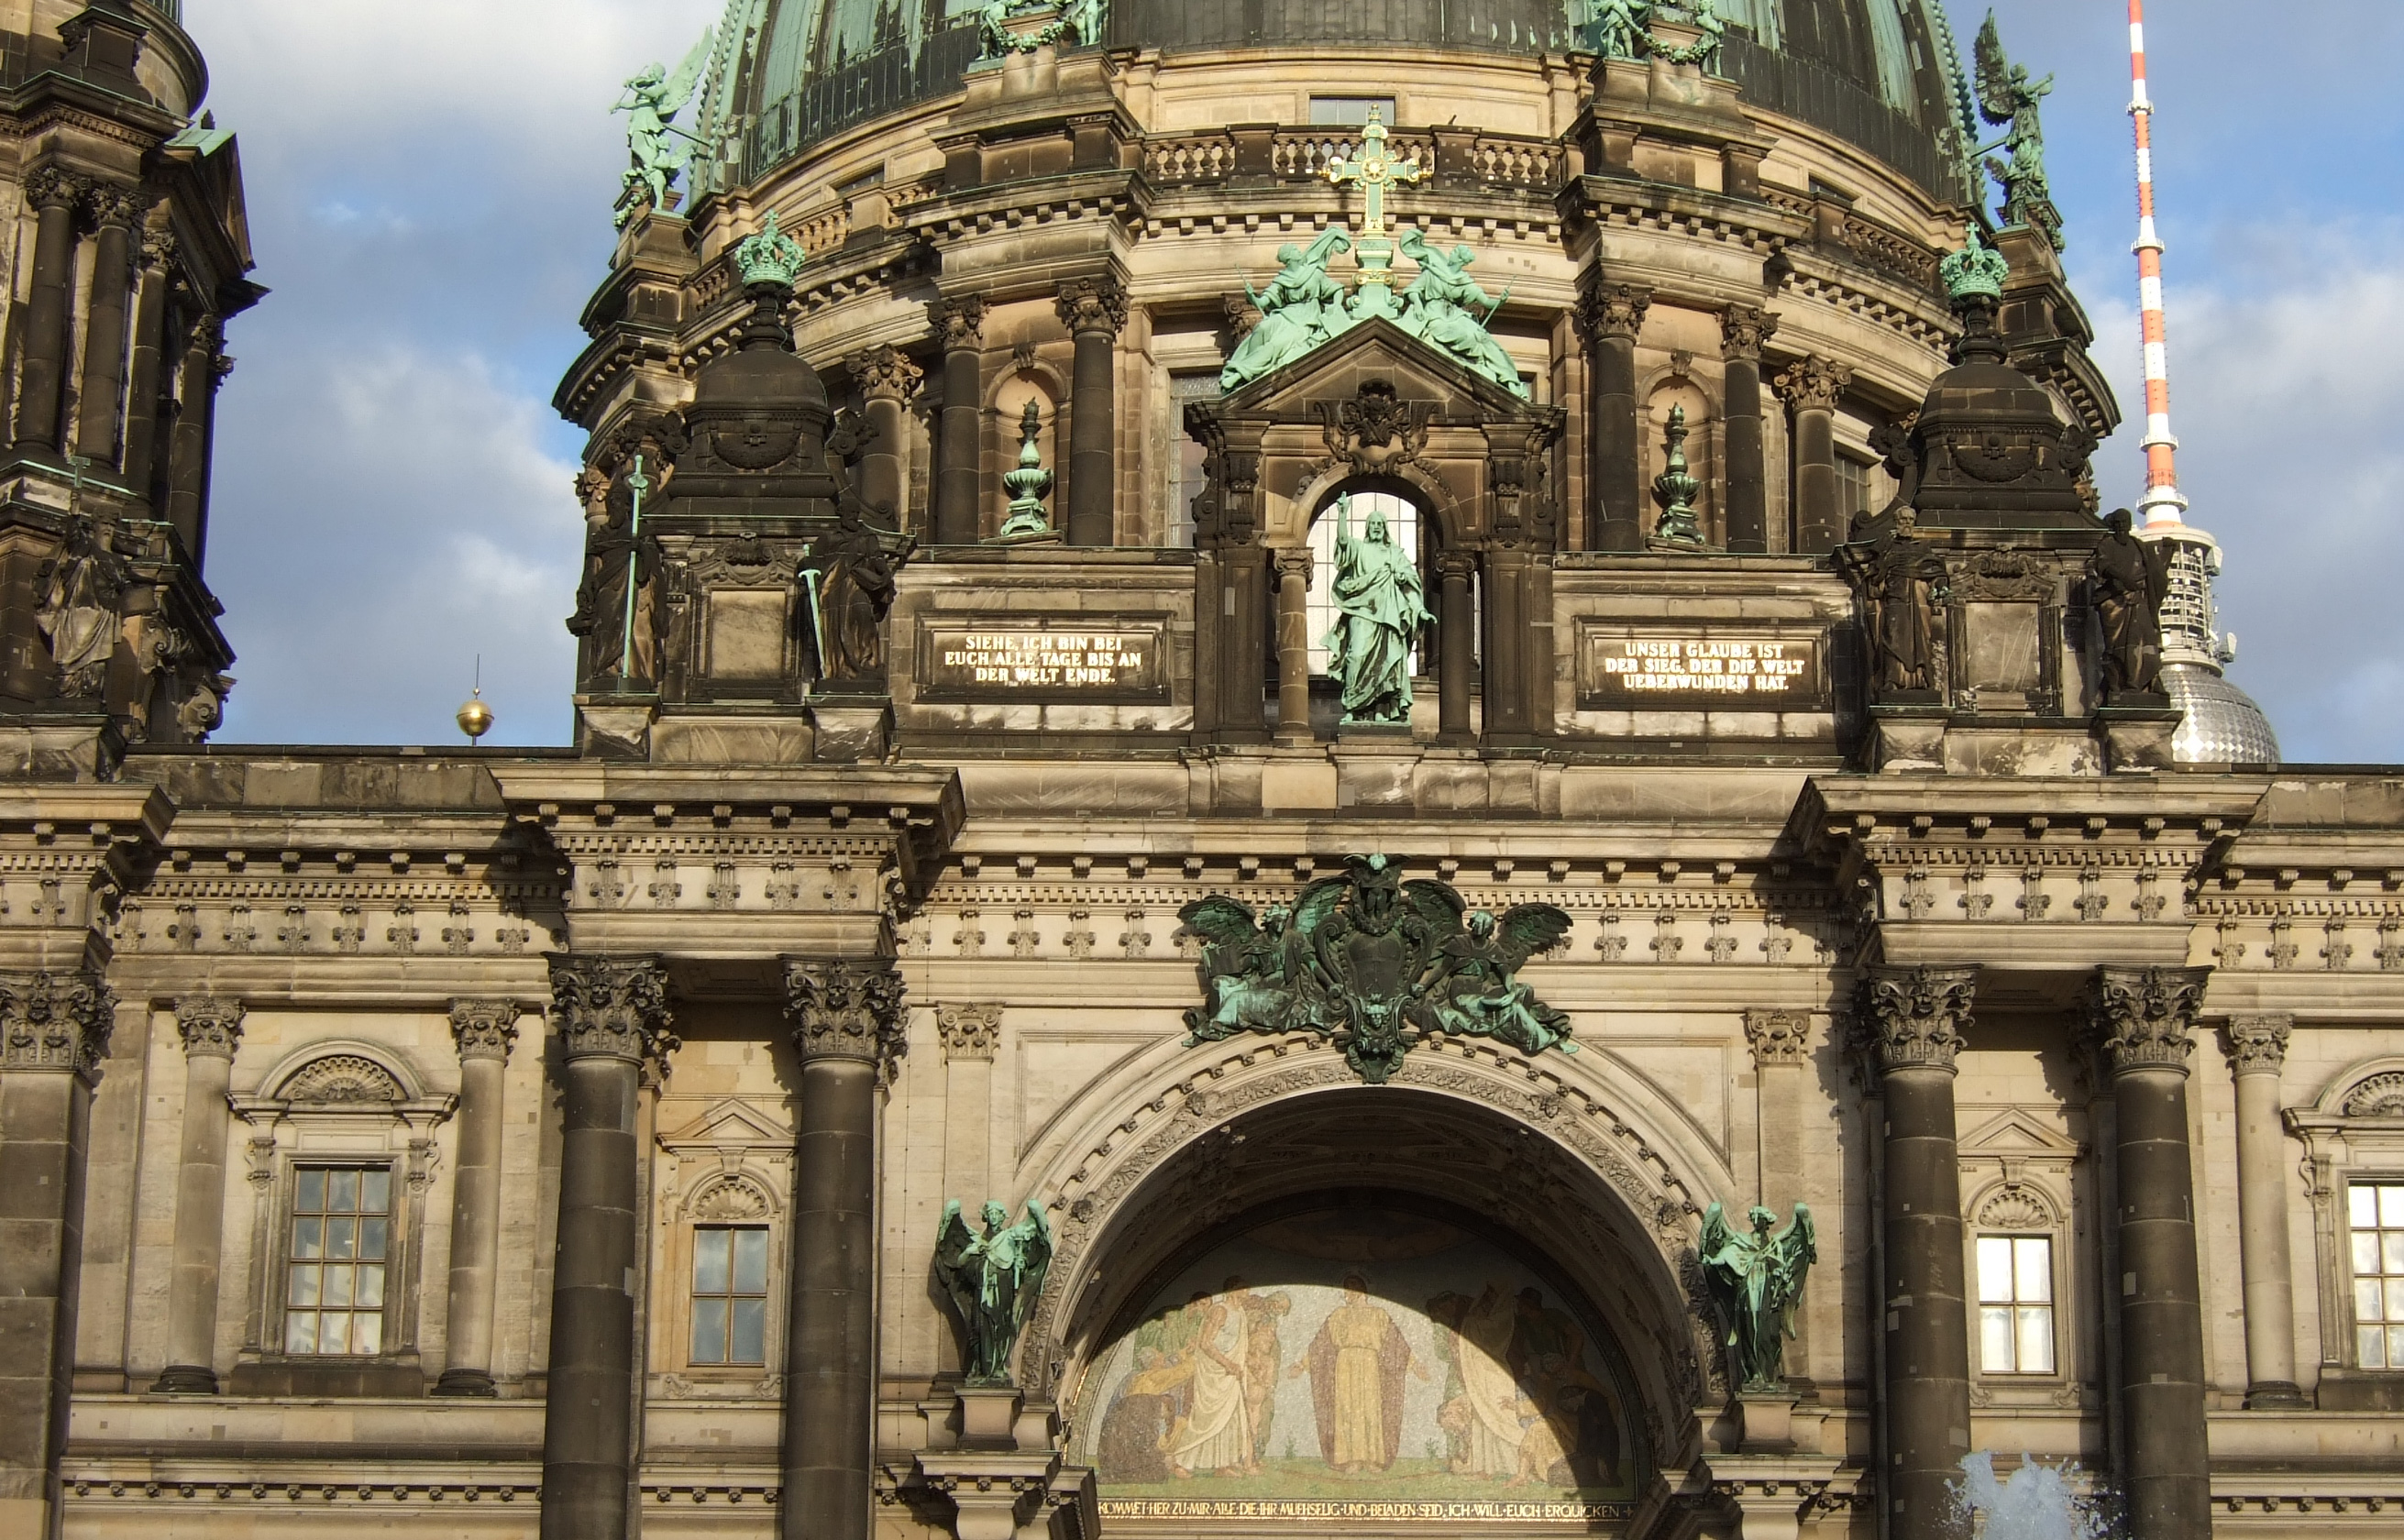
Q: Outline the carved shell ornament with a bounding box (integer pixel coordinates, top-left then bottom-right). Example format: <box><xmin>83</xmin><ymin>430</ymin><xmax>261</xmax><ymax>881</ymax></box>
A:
<box><xmin>281</xmin><ymin>1053</ymin><xmax>403</xmax><ymax>1104</ymax></box>
<box><xmin>2343</xmin><ymin>1071</ymin><xmax>2404</xmax><ymax>1117</ymax></box>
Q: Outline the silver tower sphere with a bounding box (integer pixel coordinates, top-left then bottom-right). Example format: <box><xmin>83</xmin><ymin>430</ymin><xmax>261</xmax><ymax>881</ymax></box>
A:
<box><xmin>2142</xmin><ymin>522</ymin><xmax>2280</xmax><ymax>765</ymax></box>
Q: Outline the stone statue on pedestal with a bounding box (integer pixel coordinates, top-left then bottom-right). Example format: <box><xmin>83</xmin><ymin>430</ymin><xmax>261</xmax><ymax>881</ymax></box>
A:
<box><xmin>1836</xmin><ymin>507</ymin><xmax>1947</xmax><ymax>696</ymax></box>
<box><xmin>1319</xmin><ymin>494</ymin><xmax>1431</xmax><ymax>724</ymax></box>
<box><xmin>801</xmin><ymin>499</ymin><xmax>911</xmax><ymax>687</ymax></box>
<box><xmin>1699</xmin><ymin>1201</ymin><xmax>1817</xmax><ymax>1392</ymax></box>
<box><xmin>36</xmin><ymin>517</ymin><xmax>125</xmax><ymax>698</ymax></box>
<box><xmin>2090</xmin><ymin>506</ymin><xmax>2170</xmax><ymax>700</ymax></box>
<box><xmin>933</xmin><ymin>1199</ymin><xmax>1054</xmax><ymax>1386</ymax></box>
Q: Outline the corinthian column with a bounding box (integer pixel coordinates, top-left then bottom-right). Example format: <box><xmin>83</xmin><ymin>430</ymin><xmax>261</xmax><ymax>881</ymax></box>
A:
<box><xmin>932</xmin><ymin>298</ymin><xmax>987</xmax><ymax>545</ymax></box>
<box><xmin>781</xmin><ymin>958</ymin><xmax>907</xmax><ymax>1540</ymax></box>
<box><xmin>2224</xmin><ymin>1015</ymin><xmax>2305</xmax><ymax>1408</ymax></box>
<box><xmin>0</xmin><ymin>972</ymin><xmax>113</xmax><ymax>1539</ymax></box>
<box><xmin>1271</xmin><ymin>547</ymin><xmax>1314</xmax><ymax>745</ymax></box>
<box><xmin>1055</xmin><ymin>275</ymin><xmax>1128</xmax><ymax>546</ymax></box>
<box><xmin>845</xmin><ymin>346</ymin><xmax>922</xmax><ymax>522</ymax></box>
<box><xmin>156</xmin><ymin>996</ymin><xmax>244</xmax><ymax>1393</ymax></box>
<box><xmin>2087</xmin><ymin>967</ymin><xmax>2213</xmax><ymax>1540</ymax></box>
<box><xmin>435</xmin><ymin>1001</ymin><xmax>520</xmax><ymax>1397</ymax></box>
<box><xmin>539</xmin><ymin>957</ymin><xmax>674</xmax><ymax>1540</ymax></box>
<box><xmin>1858</xmin><ymin>964</ymin><xmax>1976</xmax><ymax>1539</ymax></box>
<box><xmin>1772</xmin><ymin>356</ymin><xmax>1850</xmax><ymax>553</ymax></box>
<box><xmin>1576</xmin><ymin>281</ymin><xmax>1649</xmax><ymax>551</ymax></box>
<box><xmin>1719</xmin><ymin>306</ymin><xmax>1777</xmax><ymax>553</ymax></box>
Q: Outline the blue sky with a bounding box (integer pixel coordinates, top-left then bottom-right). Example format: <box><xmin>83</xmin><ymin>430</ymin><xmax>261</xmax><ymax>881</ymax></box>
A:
<box><xmin>192</xmin><ymin>0</ymin><xmax>2404</xmax><ymax>762</ymax></box>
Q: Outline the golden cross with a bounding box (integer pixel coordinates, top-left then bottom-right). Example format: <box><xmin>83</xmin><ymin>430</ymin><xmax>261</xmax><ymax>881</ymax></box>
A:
<box><xmin>1326</xmin><ymin>107</ymin><xmax>1426</xmax><ymax>237</ymax></box>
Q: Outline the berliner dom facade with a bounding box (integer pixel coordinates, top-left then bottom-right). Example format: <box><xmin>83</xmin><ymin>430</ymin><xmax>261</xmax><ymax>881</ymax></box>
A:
<box><xmin>6</xmin><ymin>4</ymin><xmax>2404</xmax><ymax>1540</ymax></box>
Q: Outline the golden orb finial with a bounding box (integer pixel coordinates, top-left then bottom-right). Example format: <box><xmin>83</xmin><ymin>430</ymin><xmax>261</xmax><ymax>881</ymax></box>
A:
<box><xmin>456</xmin><ymin>656</ymin><xmax>493</xmax><ymax>744</ymax></box>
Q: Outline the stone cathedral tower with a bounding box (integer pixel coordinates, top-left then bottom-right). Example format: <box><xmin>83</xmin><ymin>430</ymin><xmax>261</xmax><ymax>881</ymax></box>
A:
<box><xmin>5</xmin><ymin>5</ymin><xmax>2403</xmax><ymax>1540</ymax></box>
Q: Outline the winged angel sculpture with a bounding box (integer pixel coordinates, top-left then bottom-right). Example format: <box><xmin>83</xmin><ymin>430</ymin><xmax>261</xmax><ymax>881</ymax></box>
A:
<box><xmin>1971</xmin><ymin>13</ymin><xmax>2063</xmax><ymax>251</ymax></box>
<box><xmin>613</xmin><ymin>27</ymin><xmax>714</xmax><ymax>228</ymax></box>
<box><xmin>1178</xmin><ymin>852</ymin><xmax>1574</xmax><ymax>1084</ymax></box>
<box><xmin>1698</xmin><ymin>1202</ymin><xmax>1817</xmax><ymax>1392</ymax></box>
<box><xmin>933</xmin><ymin>1199</ymin><xmax>1053</xmax><ymax>1385</ymax></box>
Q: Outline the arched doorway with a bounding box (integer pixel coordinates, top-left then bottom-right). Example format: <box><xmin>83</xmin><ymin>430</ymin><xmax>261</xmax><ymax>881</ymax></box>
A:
<box><xmin>1031</xmin><ymin>1076</ymin><xmax>1711</xmax><ymax>1534</ymax></box>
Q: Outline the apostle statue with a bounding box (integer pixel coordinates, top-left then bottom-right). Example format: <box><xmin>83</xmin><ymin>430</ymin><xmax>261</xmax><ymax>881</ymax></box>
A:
<box><xmin>932</xmin><ymin>1198</ymin><xmax>1054</xmax><ymax>1386</ymax></box>
<box><xmin>1319</xmin><ymin>494</ymin><xmax>1432</xmax><ymax>724</ymax></box>
<box><xmin>800</xmin><ymin>497</ymin><xmax>913</xmax><ymax>687</ymax></box>
<box><xmin>1395</xmin><ymin>228</ymin><xmax>1525</xmax><ymax>396</ymax></box>
<box><xmin>36</xmin><ymin>517</ymin><xmax>127</xmax><ymax>698</ymax></box>
<box><xmin>2090</xmin><ymin>507</ymin><xmax>2171</xmax><ymax>700</ymax></box>
<box><xmin>1699</xmin><ymin>1202</ymin><xmax>1817</xmax><ymax>1392</ymax></box>
<box><xmin>1220</xmin><ymin>227</ymin><xmax>1352</xmax><ymax>391</ymax></box>
<box><xmin>1835</xmin><ymin>504</ymin><xmax>1947</xmax><ymax>697</ymax></box>
<box><xmin>568</xmin><ymin>457</ymin><xmax>666</xmax><ymax>688</ymax></box>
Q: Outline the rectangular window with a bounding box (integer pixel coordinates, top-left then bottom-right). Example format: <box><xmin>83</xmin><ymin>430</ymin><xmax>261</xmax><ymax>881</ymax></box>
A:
<box><xmin>2351</xmin><ymin>1182</ymin><xmax>2404</xmax><ymax>1368</ymax></box>
<box><xmin>1835</xmin><ymin>454</ymin><xmax>1871</xmax><ymax>524</ymax></box>
<box><xmin>284</xmin><ymin>1166</ymin><xmax>391</xmax><ymax>1355</ymax></box>
<box><xmin>1308</xmin><ymin>96</ymin><xmax>1395</xmax><ymax>126</ymax></box>
<box><xmin>1976</xmin><ymin>1235</ymin><xmax>2056</xmax><ymax>1374</ymax></box>
<box><xmin>690</xmin><ymin>1226</ymin><xmax>770</xmax><ymax>1366</ymax></box>
<box><xmin>1167</xmin><ymin>371</ymin><xmax>1219</xmax><ymax>550</ymax></box>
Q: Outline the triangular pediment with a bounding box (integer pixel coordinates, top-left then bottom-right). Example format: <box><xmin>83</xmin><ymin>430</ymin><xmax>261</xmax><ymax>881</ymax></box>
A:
<box><xmin>1219</xmin><ymin>315</ymin><xmax>1541</xmax><ymax>423</ymax></box>
<box><xmin>659</xmin><ymin>1097</ymin><xmax>791</xmax><ymax>1150</ymax></box>
<box><xmin>1957</xmin><ymin>1108</ymin><xmax>2080</xmax><ymax>1159</ymax></box>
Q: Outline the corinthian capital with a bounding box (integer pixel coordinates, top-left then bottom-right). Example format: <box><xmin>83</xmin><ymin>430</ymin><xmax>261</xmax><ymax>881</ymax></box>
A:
<box><xmin>1</xmin><ymin>970</ymin><xmax>114</xmax><ymax>1081</ymax></box>
<box><xmin>2224</xmin><ymin>1014</ymin><xmax>2291</xmax><ymax>1077</ymax></box>
<box><xmin>785</xmin><ymin>958</ymin><xmax>907</xmax><ymax>1068</ymax></box>
<box><xmin>846</xmin><ymin>344</ymin><xmax>924</xmax><ymax>402</ymax></box>
<box><xmin>936</xmin><ymin>1002</ymin><xmax>1000</xmax><ymax>1062</ymax></box>
<box><xmin>547</xmin><ymin>955</ymin><xmax>676</xmax><ymax>1063</ymax></box>
<box><xmin>2085</xmin><ymin>965</ymin><xmax>2208</xmax><ymax>1077</ymax></box>
<box><xmin>22</xmin><ymin>166</ymin><xmax>89</xmax><ymax>211</ymax></box>
<box><xmin>1576</xmin><ymin>281</ymin><xmax>1651</xmax><ymax>342</ymax></box>
<box><xmin>1771</xmin><ymin>355</ymin><xmax>1850</xmax><ymax>412</ymax></box>
<box><xmin>1719</xmin><ymin>304</ymin><xmax>1778</xmax><ymax>362</ymax></box>
<box><xmin>932</xmin><ymin>295</ymin><xmax>987</xmax><ymax>352</ymax></box>
<box><xmin>175</xmin><ymin>995</ymin><xmax>244</xmax><ymax>1060</ymax></box>
<box><xmin>1857</xmin><ymin>965</ymin><xmax>1975</xmax><ymax>1075</ymax></box>
<box><xmin>1054</xmin><ymin>274</ymin><xmax>1129</xmax><ymax>337</ymax></box>
<box><xmin>448</xmin><ymin>1000</ymin><xmax>523</xmax><ymax>1063</ymax></box>
<box><xmin>83</xmin><ymin>181</ymin><xmax>145</xmax><ymax>228</ymax></box>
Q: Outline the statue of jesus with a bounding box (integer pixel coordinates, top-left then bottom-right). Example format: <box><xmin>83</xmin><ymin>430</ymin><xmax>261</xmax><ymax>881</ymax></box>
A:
<box><xmin>1318</xmin><ymin>494</ymin><xmax>1432</xmax><ymax>725</ymax></box>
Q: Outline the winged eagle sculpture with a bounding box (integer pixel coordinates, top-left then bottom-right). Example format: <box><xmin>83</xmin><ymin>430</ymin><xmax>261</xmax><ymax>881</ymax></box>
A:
<box><xmin>1178</xmin><ymin>852</ymin><xmax>1574</xmax><ymax>1083</ymax></box>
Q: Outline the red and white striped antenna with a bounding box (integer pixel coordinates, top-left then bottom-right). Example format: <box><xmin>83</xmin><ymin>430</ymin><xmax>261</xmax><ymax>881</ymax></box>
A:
<box><xmin>2127</xmin><ymin>0</ymin><xmax>2188</xmax><ymax>528</ymax></box>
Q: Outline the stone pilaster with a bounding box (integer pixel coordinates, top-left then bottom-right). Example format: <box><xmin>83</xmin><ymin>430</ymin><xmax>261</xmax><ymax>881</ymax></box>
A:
<box><xmin>1434</xmin><ymin>549</ymin><xmax>1476</xmax><ymax>741</ymax></box>
<box><xmin>2222</xmin><ymin>1015</ymin><xmax>2305</xmax><ymax>1409</ymax></box>
<box><xmin>1744</xmin><ymin>1008</ymin><xmax>1814</xmax><ymax>1379</ymax></box>
<box><xmin>1771</xmin><ymin>356</ymin><xmax>1849</xmax><ymax>553</ymax></box>
<box><xmin>540</xmin><ymin>957</ymin><xmax>674</xmax><ymax>1540</ymax></box>
<box><xmin>1719</xmin><ymin>306</ymin><xmax>1777</xmax><ymax>553</ymax></box>
<box><xmin>1271</xmin><ymin>547</ymin><xmax>1315</xmax><ymax>745</ymax></box>
<box><xmin>1858</xmin><ymin>965</ymin><xmax>1974</xmax><ymax>1540</ymax></box>
<box><xmin>72</xmin><ymin>182</ymin><xmax>144</xmax><ymax>467</ymax></box>
<box><xmin>1576</xmin><ymin>281</ymin><xmax>1649</xmax><ymax>551</ymax></box>
<box><xmin>2086</xmin><ymin>966</ymin><xmax>2213</xmax><ymax>1540</ymax></box>
<box><xmin>932</xmin><ymin>297</ymin><xmax>987</xmax><ymax>545</ymax></box>
<box><xmin>1054</xmin><ymin>275</ymin><xmax>1128</xmax><ymax>547</ymax></box>
<box><xmin>155</xmin><ymin>996</ymin><xmax>243</xmax><ymax>1394</ymax></box>
<box><xmin>15</xmin><ymin>168</ymin><xmax>87</xmax><ymax>454</ymax></box>
<box><xmin>434</xmin><ymin>1000</ymin><xmax>520</xmax><ymax>1398</ymax></box>
<box><xmin>782</xmin><ymin>958</ymin><xmax>906</xmax><ymax>1540</ymax></box>
<box><xmin>0</xmin><ymin>971</ymin><xmax>111</xmax><ymax>1539</ymax></box>
<box><xmin>845</xmin><ymin>345</ymin><xmax>922</xmax><ymax>522</ymax></box>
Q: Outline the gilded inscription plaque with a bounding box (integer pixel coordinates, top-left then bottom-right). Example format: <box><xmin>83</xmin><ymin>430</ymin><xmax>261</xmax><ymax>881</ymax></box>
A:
<box><xmin>919</xmin><ymin>621</ymin><xmax>1168</xmax><ymax>702</ymax></box>
<box><xmin>1576</xmin><ymin>624</ymin><xmax>1825</xmax><ymax>709</ymax></box>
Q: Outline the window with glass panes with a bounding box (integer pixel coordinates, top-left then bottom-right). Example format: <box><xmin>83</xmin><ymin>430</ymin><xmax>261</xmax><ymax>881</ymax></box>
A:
<box><xmin>2350</xmin><ymin>1182</ymin><xmax>2404</xmax><ymax>1368</ymax></box>
<box><xmin>284</xmin><ymin>1166</ymin><xmax>391</xmax><ymax>1355</ymax></box>
<box><xmin>691</xmin><ymin>1226</ymin><xmax>770</xmax><ymax>1366</ymax></box>
<box><xmin>1976</xmin><ymin>1235</ymin><xmax>2056</xmax><ymax>1374</ymax></box>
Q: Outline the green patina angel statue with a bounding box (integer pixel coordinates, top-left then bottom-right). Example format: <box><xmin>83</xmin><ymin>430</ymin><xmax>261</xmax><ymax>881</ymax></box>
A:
<box><xmin>1219</xmin><ymin>226</ymin><xmax>1354</xmax><ymax>391</ymax></box>
<box><xmin>932</xmin><ymin>1198</ymin><xmax>1054</xmax><ymax>1386</ymax></box>
<box><xmin>1699</xmin><ymin>1201</ymin><xmax>1818</xmax><ymax>1392</ymax></box>
<box><xmin>1395</xmin><ymin>228</ymin><xmax>1526</xmax><ymax>397</ymax></box>
<box><xmin>612</xmin><ymin>27</ymin><xmax>713</xmax><ymax>228</ymax></box>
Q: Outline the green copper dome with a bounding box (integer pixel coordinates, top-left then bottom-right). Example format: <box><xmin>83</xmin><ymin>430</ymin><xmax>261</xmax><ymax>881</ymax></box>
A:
<box><xmin>695</xmin><ymin>0</ymin><xmax>1977</xmax><ymax>202</ymax></box>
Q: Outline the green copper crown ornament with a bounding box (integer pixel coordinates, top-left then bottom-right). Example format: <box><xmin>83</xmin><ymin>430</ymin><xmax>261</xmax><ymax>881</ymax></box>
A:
<box><xmin>1939</xmin><ymin>226</ymin><xmax>2009</xmax><ymax>303</ymax></box>
<box><xmin>733</xmin><ymin>211</ymin><xmax>807</xmax><ymax>292</ymax></box>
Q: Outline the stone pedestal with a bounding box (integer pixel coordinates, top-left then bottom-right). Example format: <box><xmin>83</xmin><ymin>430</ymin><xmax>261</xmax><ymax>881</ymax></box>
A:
<box><xmin>1868</xmin><ymin>702</ymin><xmax>1947</xmax><ymax>772</ymax></box>
<box><xmin>809</xmin><ymin>695</ymin><xmax>893</xmax><ymax>763</ymax></box>
<box><xmin>2098</xmin><ymin>700</ymin><xmax>2180</xmax><ymax>771</ymax></box>
<box><xmin>1732</xmin><ymin>1388</ymin><xmax>1800</xmax><ymax>1452</ymax></box>
<box><xmin>575</xmin><ymin>694</ymin><xmax>657</xmax><ymax>760</ymax></box>
<box><xmin>916</xmin><ymin>1451</ymin><xmax>1062</xmax><ymax>1540</ymax></box>
<box><xmin>958</xmin><ymin>1384</ymin><xmax>1022</xmax><ymax>1448</ymax></box>
<box><xmin>1698</xmin><ymin>1454</ymin><xmax>1850</xmax><ymax>1540</ymax></box>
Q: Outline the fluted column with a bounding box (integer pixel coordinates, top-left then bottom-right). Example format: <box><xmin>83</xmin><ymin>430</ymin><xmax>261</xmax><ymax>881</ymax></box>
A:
<box><xmin>2223</xmin><ymin>1016</ymin><xmax>2305</xmax><ymax>1408</ymax></box>
<box><xmin>155</xmin><ymin>996</ymin><xmax>244</xmax><ymax>1393</ymax></box>
<box><xmin>1859</xmin><ymin>965</ymin><xmax>1976</xmax><ymax>1539</ymax></box>
<box><xmin>845</xmin><ymin>346</ymin><xmax>922</xmax><ymax>522</ymax></box>
<box><xmin>16</xmin><ymin>168</ymin><xmax>88</xmax><ymax>454</ymax></box>
<box><xmin>1435</xmin><ymin>549</ymin><xmax>1476</xmax><ymax>741</ymax></box>
<box><xmin>435</xmin><ymin>1001</ymin><xmax>520</xmax><ymax>1397</ymax></box>
<box><xmin>2087</xmin><ymin>967</ymin><xmax>2214</xmax><ymax>1540</ymax></box>
<box><xmin>119</xmin><ymin>229</ymin><xmax>174</xmax><ymax>494</ymax></box>
<box><xmin>72</xmin><ymin>182</ymin><xmax>143</xmax><ymax>467</ymax></box>
<box><xmin>1271</xmin><ymin>547</ymin><xmax>1314</xmax><ymax>745</ymax></box>
<box><xmin>540</xmin><ymin>957</ymin><xmax>674</xmax><ymax>1540</ymax></box>
<box><xmin>0</xmin><ymin>972</ymin><xmax>113</xmax><ymax>1539</ymax></box>
<box><xmin>1719</xmin><ymin>306</ymin><xmax>1777</xmax><ymax>554</ymax></box>
<box><xmin>781</xmin><ymin>959</ymin><xmax>906</xmax><ymax>1540</ymax></box>
<box><xmin>1055</xmin><ymin>275</ymin><xmax>1128</xmax><ymax>547</ymax></box>
<box><xmin>163</xmin><ymin>316</ymin><xmax>223</xmax><ymax>559</ymax></box>
<box><xmin>932</xmin><ymin>298</ymin><xmax>986</xmax><ymax>545</ymax></box>
<box><xmin>1772</xmin><ymin>356</ymin><xmax>1850</xmax><ymax>554</ymax></box>
<box><xmin>1576</xmin><ymin>282</ymin><xmax>1649</xmax><ymax>551</ymax></box>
